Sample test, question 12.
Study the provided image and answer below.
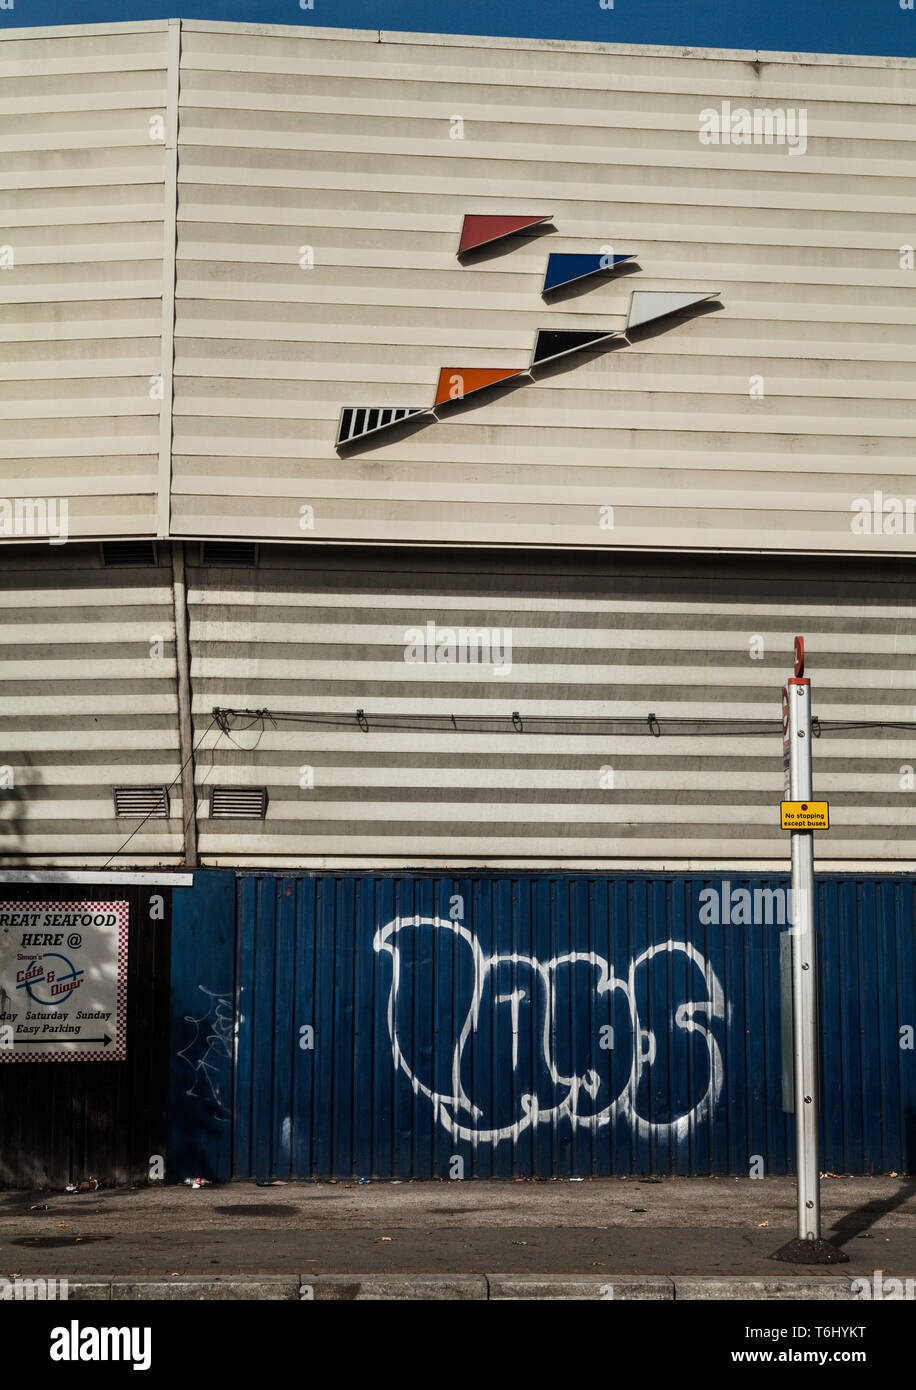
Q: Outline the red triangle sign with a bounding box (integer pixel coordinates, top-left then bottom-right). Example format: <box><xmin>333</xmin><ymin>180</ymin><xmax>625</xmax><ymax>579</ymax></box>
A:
<box><xmin>458</xmin><ymin>214</ymin><xmax>551</xmax><ymax>255</ymax></box>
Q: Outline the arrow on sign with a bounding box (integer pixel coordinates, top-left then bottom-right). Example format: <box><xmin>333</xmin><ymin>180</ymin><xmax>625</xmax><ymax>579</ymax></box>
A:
<box><xmin>12</xmin><ymin>1034</ymin><xmax>112</xmax><ymax>1046</ymax></box>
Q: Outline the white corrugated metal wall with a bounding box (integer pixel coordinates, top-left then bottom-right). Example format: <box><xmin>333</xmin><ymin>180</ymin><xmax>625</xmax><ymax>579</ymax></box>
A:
<box><xmin>0</xmin><ymin>541</ymin><xmax>911</xmax><ymax>869</ymax></box>
<box><xmin>1</xmin><ymin>22</ymin><xmax>914</xmax><ymax>552</ymax></box>
<box><xmin>0</xmin><ymin>544</ymin><xmax>184</xmax><ymax>864</ymax></box>
<box><xmin>0</xmin><ymin>22</ymin><xmax>913</xmax><ymax>869</ymax></box>
<box><xmin>170</xmin><ymin>25</ymin><xmax>916</xmax><ymax>552</ymax></box>
<box><xmin>0</xmin><ymin>23</ymin><xmax>172</xmax><ymax>538</ymax></box>
<box><xmin>185</xmin><ymin>544</ymin><xmax>913</xmax><ymax>868</ymax></box>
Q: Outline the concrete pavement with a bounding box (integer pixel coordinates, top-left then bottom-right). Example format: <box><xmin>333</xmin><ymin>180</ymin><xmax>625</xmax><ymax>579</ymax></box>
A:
<box><xmin>1</xmin><ymin>1176</ymin><xmax>913</xmax><ymax>1298</ymax></box>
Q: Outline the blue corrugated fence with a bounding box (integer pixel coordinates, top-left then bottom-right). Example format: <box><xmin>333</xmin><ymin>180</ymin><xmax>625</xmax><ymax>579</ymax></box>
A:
<box><xmin>168</xmin><ymin>872</ymin><xmax>916</xmax><ymax>1179</ymax></box>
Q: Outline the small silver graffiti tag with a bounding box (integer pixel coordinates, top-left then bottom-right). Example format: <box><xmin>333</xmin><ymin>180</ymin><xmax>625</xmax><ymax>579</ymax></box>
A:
<box><xmin>177</xmin><ymin>986</ymin><xmax>235</xmax><ymax>1120</ymax></box>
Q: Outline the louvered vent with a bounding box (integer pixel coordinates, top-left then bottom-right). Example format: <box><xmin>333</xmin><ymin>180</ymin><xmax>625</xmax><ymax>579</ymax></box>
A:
<box><xmin>202</xmin><ymin>541</ymin><xmax>259</xmax><ymax>567</ymax></box>
<box><xmin>210</xmin><ymin>787</ymin><xmax>269</xmax><ymax>819</ymax></box>
<box><xmin>101</xmin><ymin>540</ymin><xmax>158</xmax><ymax>567</ymax></box>
<box><xmin>113</xmin><ymin>786</ymin><xmax>169</xmax><ymax>818</ymax></box>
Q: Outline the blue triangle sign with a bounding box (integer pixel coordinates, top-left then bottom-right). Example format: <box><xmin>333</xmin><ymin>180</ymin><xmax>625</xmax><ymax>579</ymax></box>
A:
<box><xmin>543</xmin><ymin>252</ymin><xmax>635</xmax><ymax>293</ymax></box>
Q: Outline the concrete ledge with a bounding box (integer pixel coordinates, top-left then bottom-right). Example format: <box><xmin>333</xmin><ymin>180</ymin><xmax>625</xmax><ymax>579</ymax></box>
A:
<box><xmin>488</xmin><ymin>1275</ymin><xmax>674</xmax><ymax>1300</ymax></box>
<box><xmin>304</xmin><ymin>1275</ymin><xmax>488</xmax><ymax>1300</ymax></box>
<box><xmin>110</xmin><ymin>1277</ymin><xmax>299</xmax><ymax>1301</ymax></box>
<box><xmin>673</xmin><ymin>1275</ymin><xmax>857</xmax><ymax>1301</ymax></box>
<box><xmin>15</xmin><ymin>1272</ymin><xmax>875</xmax><ymax>1301</ymax></box>
<box><xmin>60</xmin><ymin>1279</ymin><xmax>112</xmax><ymax>1301</ymax></box>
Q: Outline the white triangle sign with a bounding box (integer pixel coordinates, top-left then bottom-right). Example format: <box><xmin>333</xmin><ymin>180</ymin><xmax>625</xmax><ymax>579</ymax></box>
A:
<box><xmin>627</xmin><ymin>291</ymin><xmax>719</xmax><ymax>331</ymax></box>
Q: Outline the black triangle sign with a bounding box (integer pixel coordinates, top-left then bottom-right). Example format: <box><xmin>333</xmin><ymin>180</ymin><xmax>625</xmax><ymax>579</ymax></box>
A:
<box><xmin>531</xmin><ymin>329</ymin><xmax>620</xmax><ymax>367</ymax></box>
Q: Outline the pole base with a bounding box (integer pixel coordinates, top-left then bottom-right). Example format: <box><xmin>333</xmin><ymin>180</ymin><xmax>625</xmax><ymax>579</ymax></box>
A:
<box><xmin>769</xmin><ymin>1236</ymin><xmax>849</xmax><ymax>1265</ymax></box>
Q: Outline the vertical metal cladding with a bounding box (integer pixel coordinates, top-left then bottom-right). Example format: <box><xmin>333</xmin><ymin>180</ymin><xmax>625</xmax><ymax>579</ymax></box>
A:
<box><xmin>170</xmin><ymin>871</ymin><xmax>916</xmax><ymax>1180</ymax></box>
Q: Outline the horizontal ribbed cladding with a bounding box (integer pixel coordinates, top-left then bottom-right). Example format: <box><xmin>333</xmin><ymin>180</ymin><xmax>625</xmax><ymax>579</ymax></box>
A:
<box><xmin>0</xmin><ymin>22</ymin><xmax>170</xmax><ymax>539</ymax></box>
<box><xmin>0</xmin><ymin>541</ymin><xmax>183</xmax><ymax>864</ymax></box>
<box><xmin>188</xmin><ymin>544</ymin><xmax>916</xmax><ymax>868</ymax></box>
<box><xmin>170</xmin><ymin>24</ymin><xmax>916</xmax><ymax>553</ymax></box>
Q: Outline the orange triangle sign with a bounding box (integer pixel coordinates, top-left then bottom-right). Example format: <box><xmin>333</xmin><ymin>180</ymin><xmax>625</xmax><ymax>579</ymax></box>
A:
<box><xmin>434</xmin><ymin>368</ymin><xmax>524</xmax><ymax>407</ymax></box>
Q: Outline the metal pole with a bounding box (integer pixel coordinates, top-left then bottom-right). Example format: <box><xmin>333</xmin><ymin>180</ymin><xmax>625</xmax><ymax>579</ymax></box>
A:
<box><xmin>171</xmin><ymin>541</ymin><xmax>199</xmax><ymax>868</ymax></box>
<box><xmin>771</xmin><ymin>641</ymin><xmax>846</xmax><ymax>1264</ymax></box>
<box><xmin>787</xmin><ymin>676</ymin><xmax>819</xmax><ymax>1241</ymax></box>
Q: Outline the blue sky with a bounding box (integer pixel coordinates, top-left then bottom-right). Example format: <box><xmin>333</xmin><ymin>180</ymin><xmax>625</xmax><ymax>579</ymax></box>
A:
<box><xmin>2</xmin><ymin>0</ymin><xmax>915</xmax><ymax>59</ymax></box>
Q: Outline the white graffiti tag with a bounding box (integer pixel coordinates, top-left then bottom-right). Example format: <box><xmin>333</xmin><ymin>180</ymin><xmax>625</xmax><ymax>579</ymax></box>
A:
<box><xmin>177</xmin><ymin>986</ymin><xmax>236</xmax><ymax>1120</ymax></box>
<box><xmin>373</xmin><ymin>917</ymin><xmax>725</xmax><ymax>1145</ymax></box>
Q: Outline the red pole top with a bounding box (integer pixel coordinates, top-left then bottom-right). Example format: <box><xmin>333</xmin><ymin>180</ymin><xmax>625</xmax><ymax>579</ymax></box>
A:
<box><xmin>794</xmin><ymin>635</ymin><xmax>805</xmax><ymax>678</ymax></box>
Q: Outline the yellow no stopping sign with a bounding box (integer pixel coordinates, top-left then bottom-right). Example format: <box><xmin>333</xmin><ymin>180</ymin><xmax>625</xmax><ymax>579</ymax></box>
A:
<box><xmin>780</xmin><ymin>801</ymin><xmax>829</xmax><ymax>830</ymax></box>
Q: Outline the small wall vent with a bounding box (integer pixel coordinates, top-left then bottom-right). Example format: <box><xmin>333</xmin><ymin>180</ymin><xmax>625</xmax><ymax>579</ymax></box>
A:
<box><xmin>113</xmin><ymin>786</ymin><xmax>170</xmax><ymax>818</ymax></box>
<box><xmin>101</xmin><ymin>541</ymin><xmax>158</xmax><ymax>567</ymax></box>
<box><xmin>202</xmin><ymin>541</ymin><xmax>259</xmax><ymax>567</ymax></box>
<box><xmin>209</xmin><ymin>787</ymin><xmax>268</xmax><ymax>819</ymax></box>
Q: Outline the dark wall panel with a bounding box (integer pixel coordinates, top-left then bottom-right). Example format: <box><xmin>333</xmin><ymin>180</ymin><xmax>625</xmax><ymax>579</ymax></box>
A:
<box><xmin>0</xmin><ymin>884</ymin><xmax>171</xmax><ymax>1189</ymax></box>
